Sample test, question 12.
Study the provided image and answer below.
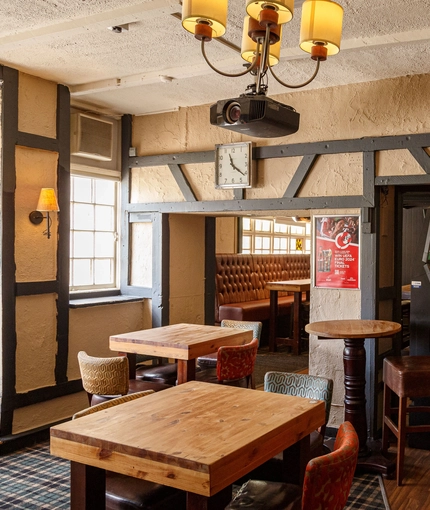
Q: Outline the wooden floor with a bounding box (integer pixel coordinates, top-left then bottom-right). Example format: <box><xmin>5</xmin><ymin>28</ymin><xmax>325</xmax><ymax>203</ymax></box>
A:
<box><xmin>383</xmin><ymin>445</ymin><xmax>430</xmax><ymax>509</ymax></box>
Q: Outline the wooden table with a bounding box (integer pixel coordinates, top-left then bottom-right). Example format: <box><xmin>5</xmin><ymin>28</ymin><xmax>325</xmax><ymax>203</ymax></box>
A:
<box><xmin>51</xmin><ymin>381</ymin><xmax>325</xmax><ymax>510</ymax></box>
<box><xmin>305</xmin><ymin>319</ymin><xmax>401</xmax><ymax>476</ymax></box>
<box><xmin>110</xmin><ymin>323</ymin><xmax>253</xmax><ymax>384</ymax></box>
<box><xmin>265</xmin><ymin>279</ymin><xmax>311</xmax><ymax>354</ymax></box>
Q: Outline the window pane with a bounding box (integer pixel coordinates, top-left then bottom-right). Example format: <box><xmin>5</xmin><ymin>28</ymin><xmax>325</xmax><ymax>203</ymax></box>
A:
<box><xmin>73</xmin><ymin>203</ymin><xmax>94</xmax><ymax>230</ymax></box>
<box><xmin>243</xmin><ymin>218</ymin><xmax>251</xmax><ymax>231</ymax></box>
<box><xmin>242</xmin><ymin>235</ymin><xmax>251</xmax><ymax>250</ymax></box>
<box><xmin>95</xmin><ymin>180</ymin><xmax>116</xmax><ymax>205</ymax></box>
<box><xmin>73</xmin><ymin>232</ymin><xmax>94</xmax><ymax>258</ymax></box>
<box><xmin>95</xmin><ymin>205</ymin><xmax>114</xmax><ymax>231</ymax></box>
<box><xmin>72</xmin><ymin>259</ymin><xmax>92</xmax><ymax>286</ymax></box>
<box><xmin>95</xmin><ymin>259</ymin><xmax>114</xmax><ymax>285</ymax></box>
<box><xmin>73</xmin><ymin>176</ymin><xmax>92</xmax><ymax>203</ymax></box>
<box><xmin>255</xmin><ymin>219</ymin><xmax>271</xmax><ymax>232</ymax></box>
<box><xmin>95</xmin><ymin>232</ymin><xmax>115</xmax><ymax>257</ymax></box>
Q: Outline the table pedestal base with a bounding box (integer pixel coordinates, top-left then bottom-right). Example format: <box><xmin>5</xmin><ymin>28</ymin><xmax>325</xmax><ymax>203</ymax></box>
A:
<box><xmin>356</xmin><ymin>440</ymin><xmax>396</xmax><ymax>479</ymax></box>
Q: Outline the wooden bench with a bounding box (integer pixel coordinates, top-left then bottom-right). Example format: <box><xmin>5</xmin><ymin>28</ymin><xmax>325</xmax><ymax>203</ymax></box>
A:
<box><xmin>215</xmin><ymin>253</ymin><xmax>311</xmax><ymax>324</ymax></box>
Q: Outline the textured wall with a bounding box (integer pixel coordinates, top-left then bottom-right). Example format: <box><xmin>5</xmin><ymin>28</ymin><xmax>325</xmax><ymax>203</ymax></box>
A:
<box><xmin>169</xmin><ymin>214</ymin><xmax>205</xmax><ymax>324</ymax></box>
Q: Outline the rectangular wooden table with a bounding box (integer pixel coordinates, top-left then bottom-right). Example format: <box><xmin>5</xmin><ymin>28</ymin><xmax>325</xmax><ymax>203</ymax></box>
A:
<box><xmin>51</xmin><ymin>381</ymin><xmax>325</xmax><ymax>510</ymax></box>
<box><xmin>265</xmin><ymin>279</ymin><xmax>311</xmax><ymax>354</ymax></box>
<box><xmin>110</xmin><ymin>323</ymin><xmax>253</xmax><ymax>384</ymax></box>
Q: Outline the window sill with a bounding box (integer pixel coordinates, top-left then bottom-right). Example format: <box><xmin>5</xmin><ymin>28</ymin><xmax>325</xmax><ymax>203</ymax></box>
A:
<box><xmin>69</xmin><ymin>295</ymin><xmax>145</xmax><ymax>308</ymax></box>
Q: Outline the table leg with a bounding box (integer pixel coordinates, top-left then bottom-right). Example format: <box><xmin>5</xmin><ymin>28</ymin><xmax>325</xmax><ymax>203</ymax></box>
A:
<box><xmin>343</xmin><ymin>338</ymin><xmax>395</xmax><ymax>477</ymax></box>
<box><xmin>124</xmin><ymin>353</ymin><xmax>136</xmax><ymax>379</ymax></box>
<box><xmin>269</xmin><ymin>289</ymin><xmax>279</xmax><ymax>352</ymax></box>
<box><xmin>71</xmin><ymin>461</ymin><xmax>106</xmax><ymax>509</ymax></box>
<box><xmin>292</xmin><ymin>291</ymin><xmax>301</xmax><ymax>356</ymax></box>
<box><xmin>187</xmin><ymin>486</ymin><xmax>232</xmax><ymax>509</ymax></box>
<box><xmin>282</xmin><ymin>435</ymin><xmax>310</xmax><ymax>485</ymax></box>
<box><xmin>177</xmin><ymin>359</ymin><xmax>196</xmax><ymax>384</ymax></box>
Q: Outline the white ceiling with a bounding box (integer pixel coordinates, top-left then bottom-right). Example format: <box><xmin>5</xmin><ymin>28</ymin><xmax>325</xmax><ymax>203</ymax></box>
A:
<box><xmin>0</xmin><ymin>0</ymin><xmax>429</xmax><ymax>117</ymax></box>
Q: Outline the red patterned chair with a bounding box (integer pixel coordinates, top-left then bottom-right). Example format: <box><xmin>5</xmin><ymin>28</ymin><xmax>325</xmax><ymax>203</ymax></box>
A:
<box><xmin>197</xmin><ymin>337</ymin><xmax>259</xmax><ymax>389</ymax></box>
<box><xmin>226</xmin><ymin>421</ymin><xmax>359</xmax><ymax>510</ymax></box>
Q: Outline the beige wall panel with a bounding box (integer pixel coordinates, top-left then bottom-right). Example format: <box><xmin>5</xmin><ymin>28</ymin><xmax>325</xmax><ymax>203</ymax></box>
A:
<box><xmin>15</xmin><ymin>146</ymin><xmax>59</xmax><ymax>282</ymax></box>
<box><xmin>68</xmin><ymin>301</ymin><xmax>147</xmax><ymax>380</ymax></box>
<box><xmin>169</xmin><ymin>214</ymin><xmax>205</xmax><ymax>324</ymax></box>
<box><xmin>130</xmin><ymin>166</ymin><xmax>185</xmax><ymax>203</ymax></box>
<box><xmin>130</xmin><ymin>222</ymin><xmax>153</xmax><ymax>287</ymax></box>
<box><xmin>18</xmin><ymin>72</ymin><xmax>56</xmax><ymax>138</ymax></box>
<box><xmin>13</xmin><ymin>392</ymin><xmax>88</xmax><ymax>435</ymax></box>
<box><xmin>216</xmin><ymin>217</ymin><xmax>237</xmax><ymax>253</ymax></box>
<box><xmin>16</xmin><ymin>294</ymin><xmax>57</xmax><ymax>392</ymax></box>
<box><xmin>377</xmin><ymin>149</ymin><xmax>426</xmax><ymax>177</ymax></box>
<box><xmin>246</xmin><ymin>157</ymin><xmax>301</xmax><ymax>199</ymax></box>
<box><xmin>132</xmin><ymin>110</ymin><xmax>187</xmax><ymax>155</ymax></box>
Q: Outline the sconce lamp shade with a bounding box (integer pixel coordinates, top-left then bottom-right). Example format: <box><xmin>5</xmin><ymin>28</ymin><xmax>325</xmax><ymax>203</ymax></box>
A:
<box><xmin>36</xmin><ymin>188</ymin><xmax>59</xmax><ymax>212</ymax></box>
<box><xmin>246</xmin><ymin>0</ymin><xmax>294</xmax><ymax>25</ymax></box>
<box><xmin>300</xmin><ymin>0</ymin><xmax>343</xmax><ymax>57</ymax></box>
<box><xmin>241</xmin><ymin>16</ymin><xmax>282</xmax><ymax>66</ymax></box>
<box><xmin>182</xmin><ymin>0</ymin><xmax>228</xmax><ymax>39</ymax></box>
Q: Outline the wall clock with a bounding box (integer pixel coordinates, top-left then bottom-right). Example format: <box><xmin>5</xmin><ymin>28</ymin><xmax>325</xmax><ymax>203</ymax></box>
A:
<box><xmin>215</xmin><ymin>141</ymin><xmax>254</xmax><ymax>189</ymax></box>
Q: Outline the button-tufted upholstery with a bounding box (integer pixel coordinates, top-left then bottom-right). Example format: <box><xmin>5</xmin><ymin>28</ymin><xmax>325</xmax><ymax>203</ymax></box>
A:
<box><xmin>215</xmin><ymin>254</ymin><xmax>311</xmax><ymax>323</ymax></box>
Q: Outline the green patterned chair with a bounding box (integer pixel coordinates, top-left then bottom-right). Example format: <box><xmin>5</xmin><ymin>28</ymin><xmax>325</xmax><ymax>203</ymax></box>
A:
<box><xmin>226</xmin><ymin>421</ymin><xmax>359</xmax><ymax>510</ymax></box>
<box><xmin>197</xmin><ymin>320</ymin><xmax>262</xmax><ymax>369</ymax></box>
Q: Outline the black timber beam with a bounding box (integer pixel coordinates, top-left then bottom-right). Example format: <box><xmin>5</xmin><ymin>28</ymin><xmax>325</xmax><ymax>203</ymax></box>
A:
<box><xmin>168</xmin><ymin>163</ymin><xmax>197</xmax><ymax>201</ymax></box>
<box><xmin>283</xmin><ymin>154</ymin><xmax>318</xmax><ymax>198</ymax></box>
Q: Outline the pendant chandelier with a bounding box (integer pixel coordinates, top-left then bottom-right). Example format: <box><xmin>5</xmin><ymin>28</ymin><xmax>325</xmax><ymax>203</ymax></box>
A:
<box><xmin>182</xmin><ymin>0</ymin><xmax>344</xmax><ymax>96</ymax></box>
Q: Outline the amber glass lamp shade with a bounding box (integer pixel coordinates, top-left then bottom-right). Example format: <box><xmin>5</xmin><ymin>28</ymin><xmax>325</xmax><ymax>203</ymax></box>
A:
<box><xmin>246</xmin><ymin>0</ymin><xmax>294</xmax><ymax>25</ymax></box>
<box><xmin>299</xmin><ymin>0</ymin><xmax>343</xmax><ymax>57</ymax></box>
<box><xmin>182</xmin><ymin>0</ymin><xmax>228</xmax><ymax>39</ymax></box>
<box><xmin>241</xmin><ymin>16</ymin><xmax>282</xmax><ymax>66</ymax></box>
<box><xmin>36</xmin><ymin>188</ymin><xmax>60</xmax><ymax>212</ymax></box>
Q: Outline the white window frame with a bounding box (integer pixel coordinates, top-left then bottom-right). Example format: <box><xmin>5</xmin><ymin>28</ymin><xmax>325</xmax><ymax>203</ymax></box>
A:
<box><xmin>241</xmin><ymin>217</ymin><xmax>311</xmax><ymax>254</ymax></box>
<box><xmin>69</xmin><ymin>171</ymin><xmax>120</xmax><ymax>293</ymax></box>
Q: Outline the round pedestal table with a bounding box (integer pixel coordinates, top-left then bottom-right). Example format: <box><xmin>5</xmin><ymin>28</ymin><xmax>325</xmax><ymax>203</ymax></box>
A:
<box><xmin>305</xmin><ymin>319</ymin><xmax>402</xmax><ymax>477</ymax></box>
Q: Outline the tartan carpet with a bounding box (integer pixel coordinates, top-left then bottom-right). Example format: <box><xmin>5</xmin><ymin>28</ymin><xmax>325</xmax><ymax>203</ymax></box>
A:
<box><xmin>0</xmin><ymin>442</ymin><xmax>389</xmax><ymax>509</ymax></box>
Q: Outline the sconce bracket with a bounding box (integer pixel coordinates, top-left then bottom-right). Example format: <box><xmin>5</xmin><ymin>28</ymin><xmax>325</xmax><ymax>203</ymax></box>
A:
<box><xmin>29</xmin><ymin>210</ymin><xmax>44</xmax><ymax>225</ymax></box>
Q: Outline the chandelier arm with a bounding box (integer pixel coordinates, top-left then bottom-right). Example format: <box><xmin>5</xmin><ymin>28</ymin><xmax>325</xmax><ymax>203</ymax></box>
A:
<box><xmin>201</xmin><ymin>39</ymin><xmax>257</xmax><ymax>78</ymax></box>
<box><xmin>269</xmin><ymin>58</ymin><xmax>321</xmax><ymax>89</ymax></box>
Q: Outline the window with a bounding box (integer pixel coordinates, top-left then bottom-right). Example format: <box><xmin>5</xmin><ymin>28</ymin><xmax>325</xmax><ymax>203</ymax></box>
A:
<box><xmin>242</xmin><ymin>217</ymin><xmax>311</xmax><ymax>254</ymax></box>
<box><xmin>70</xmin><ymin>174</ymin><xmax>119</xmax><ymax>292</ymax></box>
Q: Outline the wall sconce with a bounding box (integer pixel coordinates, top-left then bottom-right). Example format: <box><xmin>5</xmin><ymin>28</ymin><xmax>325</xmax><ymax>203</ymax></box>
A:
<box><xmin>29</xmin><ymin>188</ymin><xmax>60</xmax><ymax>239</ymax></box>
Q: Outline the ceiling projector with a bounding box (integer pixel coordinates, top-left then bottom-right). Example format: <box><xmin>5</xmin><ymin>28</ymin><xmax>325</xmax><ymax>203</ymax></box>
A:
<box><xmin>209</xmin><ymin>95</ymin><xmax>300</xmax><ymax>138</ymax></box>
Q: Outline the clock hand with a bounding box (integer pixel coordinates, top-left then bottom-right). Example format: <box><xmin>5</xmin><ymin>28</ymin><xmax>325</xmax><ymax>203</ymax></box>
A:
<box><xmin>229</xmin><ymin>154</ymin><xmax>245</xmax><ymax>175</ymax></box>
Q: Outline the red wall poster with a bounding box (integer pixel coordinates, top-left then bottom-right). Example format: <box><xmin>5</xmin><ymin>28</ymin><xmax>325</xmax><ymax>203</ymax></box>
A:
<box><xmin>314</xmin><ymin>215</ymin><xmax>360</xmax><ymax>289</ymax></box>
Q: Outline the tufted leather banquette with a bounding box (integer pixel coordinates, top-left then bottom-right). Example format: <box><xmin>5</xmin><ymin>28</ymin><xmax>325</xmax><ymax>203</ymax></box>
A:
<box><xmin>215</xmin><ymin>253</ymin><xmax>311</xmax><ymax>323</ymax></box>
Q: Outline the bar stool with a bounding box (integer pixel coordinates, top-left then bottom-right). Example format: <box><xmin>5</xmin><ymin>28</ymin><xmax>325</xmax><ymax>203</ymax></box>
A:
<box><xmin>382</xmin><ymin>356</ymin><xmax>430</xmax><ymax>485</ymax></box>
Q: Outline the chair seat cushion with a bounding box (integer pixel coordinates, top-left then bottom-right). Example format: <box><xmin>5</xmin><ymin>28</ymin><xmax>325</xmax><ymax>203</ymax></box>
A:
<box><xmin>136</xmin><ymin>363</ymin><xmax>178</xmax><ymax>385</ymax></box>
<box><xmin>384</xmin><ymin>356</ymin><xmax>430</xmax><ymax>397</ymax></box>
<box><xmin>219</xmin><ymin>296</ymin><xmax>294</xmax><ymax>322</ymax></box>
<box><xmin>226</xmin><ymin>480</ymin><xmax>302</xmax><ymax>510</ymax></box>
<box><xmin>90</xmin><ymin>380</ymin><xmax>172</xmax><ymax>406</ymax></box>
<box><xmin>106</xmin><ymin>472</ymin><xmax>186</xmax><ymax>510</ymax></box>
<box><xmin>197</xmin><ymin>353</ymin><xmax>218</xmax><ymax>369</ymax></box>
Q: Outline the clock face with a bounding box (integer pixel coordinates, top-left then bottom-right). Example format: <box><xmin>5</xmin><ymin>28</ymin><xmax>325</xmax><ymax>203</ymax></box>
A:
<box><xmin>215</xmin><ymin>142</ymin><xmax>254</xmax><ymax>189</ymax></box>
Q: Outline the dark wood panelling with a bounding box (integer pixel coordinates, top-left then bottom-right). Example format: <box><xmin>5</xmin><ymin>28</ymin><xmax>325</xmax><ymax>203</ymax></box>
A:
<box><xmin>205</xmin><ymin>217</ymin><xmax>216</xmax><ymax>325</ymax></box>
<box><xmin>16</xmin><ymin>281</ymin><xmax>58</xmax><ymax>296</ymax></box>
<box><xmin>55</xmin><ymin>84</ymin><xmax>71</xmax><ymax>385</ymax></box>
<box><xmin>0</xmin><ymin>66</ymin><xmax>19</xmax><ymax>436</ymax></box>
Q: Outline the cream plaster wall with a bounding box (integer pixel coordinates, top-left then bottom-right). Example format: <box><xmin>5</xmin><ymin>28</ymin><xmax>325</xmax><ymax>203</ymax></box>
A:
<box><xmin>13</xmin><ymin>392</ymin><xmax>88</xmax><ymax>434</ymax></box>
<box><xmin>216</xmin><ymin>217</ymin><xmax>237</xmax><ymax>253</ymax></box>
<box><xmin>169</xmin><ymin>214</ymin><xmax>205</xmax><ymax>324</ymax></box>
<box><xmin>16</xmin><ymin>294</ymin><xmax>58</xmax><ymax>392</ymax></box>
<box><xmin>68</xmin><ymin>301</ymin><xmax>149</xmax><ymax>380</ymax></box>
<box><xmin>15</xmin><ymin>146</ymin><xmax>59</xmax><ymax>282</ymax></box>
<box><xmin>18</xmin><ymin>73</ymin><xmax>57</xmax><ymax>139</ymax></box>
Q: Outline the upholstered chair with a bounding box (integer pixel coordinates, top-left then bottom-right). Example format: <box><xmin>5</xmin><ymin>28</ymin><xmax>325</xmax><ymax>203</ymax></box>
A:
<box><xmin>226</xmin><ymin>421</ymin><xmax>359</xmax><ymax>510</ymax></box>
<box><xmin>197</xmin><ymin>320</ymin><xmax>262</xmax><ymax>370</ymax></box>
<box><xmin>241</xmin><ymin>371</ymin><xmax>334</xmax><ymax>483</ymax></box>
<box><xmin>73</xmin><ymin>392</ymin><xmax>187</xmax><ymax>510</ymax></box>
<box><xmin>197</xmin><ymin>338</ymin><xmax>259</xmax><ymax>389</ymax></box>
<box><xmin>77</xmin><ymin>351</ymin><xmax>171</xmax><ymax>406</ymax></box>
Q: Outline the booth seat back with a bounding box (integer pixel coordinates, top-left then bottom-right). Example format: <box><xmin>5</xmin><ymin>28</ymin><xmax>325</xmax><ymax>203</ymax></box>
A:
<box><xmin>215</xmin><ymin>253</ymin><xmax>311</xmax><ymax>322</ymax></box>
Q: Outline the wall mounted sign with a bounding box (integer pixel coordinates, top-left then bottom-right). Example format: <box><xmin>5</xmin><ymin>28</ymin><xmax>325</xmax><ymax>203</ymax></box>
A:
<box><xmin>314</xmin><ymin>215</ymin><xmax>360</xmax><ymax>289</ymax></box>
